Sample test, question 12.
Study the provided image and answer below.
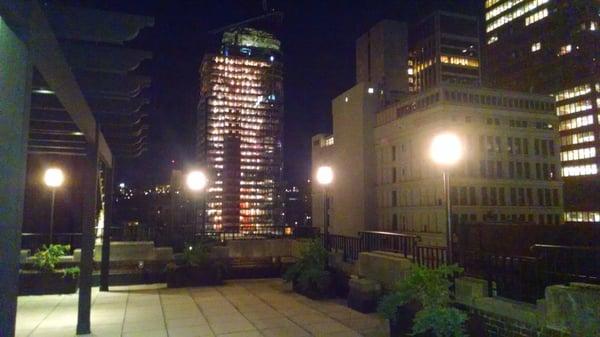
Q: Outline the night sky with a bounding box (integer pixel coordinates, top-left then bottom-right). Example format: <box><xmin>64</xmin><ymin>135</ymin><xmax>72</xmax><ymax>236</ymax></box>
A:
<box><xmin>82</xmin><ymin>0</ymin><xmax>481</xmax><ymax>187</ymax></box>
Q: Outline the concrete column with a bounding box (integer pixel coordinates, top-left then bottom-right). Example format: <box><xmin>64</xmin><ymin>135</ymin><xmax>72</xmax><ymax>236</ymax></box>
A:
<box><xmin>0</xmin><ymin>15</ymin><xmax>32</xmax><ymax>337</ymax></box>
<box><xmin>77</xmin><ymin>140</ymin><xmax>99</xmax><ymax>335</ymax></box>
<box><xmin>100</xmin><ymin>164</ymin><xmax>113</xmax><ymax>291</ymax></box>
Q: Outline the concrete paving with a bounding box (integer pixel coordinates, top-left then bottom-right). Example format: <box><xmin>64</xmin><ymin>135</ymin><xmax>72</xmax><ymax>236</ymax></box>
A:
<box><xmin>15</xmin><ymin>279</ymin><xmax>389</xmax><ymax>337</ymax></box>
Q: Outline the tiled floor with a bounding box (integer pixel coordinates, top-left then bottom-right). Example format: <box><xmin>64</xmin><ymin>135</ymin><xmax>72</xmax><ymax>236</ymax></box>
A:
<box><xmin>16</xmin><ymin>279</ymin><xmax>389</xmax><ymax>337</ymax></box>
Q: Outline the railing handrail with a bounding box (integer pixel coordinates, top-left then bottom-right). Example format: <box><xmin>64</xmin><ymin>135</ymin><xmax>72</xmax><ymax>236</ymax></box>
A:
<box><xmin>530</xmin><ymin>244</ymin><xmax>600</xmax><ymax>253</ymax></box>
<box><xmin>359</xmin><ymin>230</ymin><xmax>419</xmax><ymax>239</ymax></box>
<box><xmin>21</xmin><ymin>232</ymin><xmax>82</xmax><ymax>236</ymax></box>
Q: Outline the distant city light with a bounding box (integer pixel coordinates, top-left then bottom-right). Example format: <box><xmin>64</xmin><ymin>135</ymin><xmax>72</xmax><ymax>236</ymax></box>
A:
<box><xmin>33</xmin><ymin>88</ymin><xmax>55</xmax><ymax>95</ymax></box>
<box><xmin>119</xmin><ymin>183</ymin><xmax>125</xmax><ymax>188</ymax></box>
<box><xmin>269</xmin><ymin>55</ymin><xmax>275</xmax><ymax>62</ymax></box>
<box><xmin>368</xmin><ymin>87</ymin><xmax>374</xmax><ymax>94</ymax></box>
<box><xmin>44</xmin><ymin>168</ymin><xmax>64</xmax><ymax>188</ymax></box>
<box><xmin>430</xmin><ymin>132</ymin><xmax>463</xmax><ymax>166</ymax></box>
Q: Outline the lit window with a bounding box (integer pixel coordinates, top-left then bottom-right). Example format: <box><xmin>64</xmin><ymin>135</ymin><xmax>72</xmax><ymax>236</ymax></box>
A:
<box><xmin>591</xmin><ymin>21</ymin><xmax>597</xmax><ymax>31</ymax></box>
<box><xmin>368</xmin><ymin>87</ymin><xmax>375</xmax><ymax>94</ymax></box>
<box><xmin>531</xmin><ymin>42</ymin><xmax>541</xmax><ymax>52</ymax></box>
<box><xmin>556</xmin><ymin>100</ymin><xmax>593</xmax><ymax>116</ymax></box>
<box><xmin>440</xmin><ymin>55</ymin><xmax>479</xmax><ymax>68</ymax></box>
<box><xmin>561</xmin><ymin>132</ymin><xmax>595</xmax><ymax>146</ymax></box>
<box><xmin>554</xmin><ymin>84</ymin><xmax>592</xmax><ymax>102</ymax></box>
<box><xmin>564</xmin><ymin>211</ymin><xmax>600</xmax><ymax>223</ymax></box>
<box><xmin>560</xmin><ymin>147</ymin><xmax>596</xmax><ymax>162</ymax></box>
<box><xmin>487</xmin><ymin>36</ymin><xmax>499</xmax><ymax>44</ymax></box>
<box><xmin>344</xmin><ymin>96</ymin><xmax>349</xmax><ymax>102</ymax></box>
<box><xmin>558</xmin><ymin>44</ymin><xmax>572</xmax><ymax>56</ymax></box>
<box><xmin>559</xmin><ymin>115</ymin><xmax>593</xmax><ymax>131</ymax></box>
<box><xmin>486</xmin><ymin>0</ymin><xmax>550</xmax><ymax>32</ymax></box>
<box><xmin>562</xmin><ymin>164</ymin><xmax>598</xmax><ymax>177</ymax></box>
<box><xmin>525</xmin><ymin>8</ymin><xmax>548</xmax><ymax>26</ymax></box>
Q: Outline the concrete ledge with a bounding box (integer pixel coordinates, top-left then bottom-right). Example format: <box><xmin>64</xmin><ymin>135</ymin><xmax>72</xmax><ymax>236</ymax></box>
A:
<box><xmin>227</xmin><ymin>239</ymin><xmax>293</xmax><ymax>258</ymax></box>
<box><xmin>357</xmin><ymin>251</ymin><xmax>412</xmax><ymax>290</ymax></box>
<box><xmin>348</xmin><ymin>277</ymin><xmax>382</xmax><ymax>313</ymax></box>
<box><xmin>455</xmin><ymin>276</ymin><xmax>489</xmax><ymax>305</ymax></box>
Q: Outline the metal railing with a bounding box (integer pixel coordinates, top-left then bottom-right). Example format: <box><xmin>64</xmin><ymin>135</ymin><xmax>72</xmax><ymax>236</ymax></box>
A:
<box><xmin>21</xmin><ymin>232</ymin><xmax>82</xmax><ymax>252</ymax></box>
<box><xmin>360</xmin><ymin>231</ymin><xmax>420</xmax><ymax>259</ymax></box>
<box><xmin>416</xmin><ymin>245</ymin><xmax>448</xmax><ymax>268</ymax></box>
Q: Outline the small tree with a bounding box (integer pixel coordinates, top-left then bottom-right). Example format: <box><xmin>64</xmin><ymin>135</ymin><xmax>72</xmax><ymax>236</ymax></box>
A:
<box><xmin>32</xmin><ymin>244</ymin><xmax>71</xmax><ymax>272</ymax></box>
<box><xmin>378</xmin><ymin>264</ymin><xmax>468</xmax><ymax>337</ymax></box>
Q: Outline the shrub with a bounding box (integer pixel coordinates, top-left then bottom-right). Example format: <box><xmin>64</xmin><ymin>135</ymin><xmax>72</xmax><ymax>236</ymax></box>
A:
<box><xmin>32</xmin><ymin>244</ymin><xmax>71</xmax><ymax>273</ymax></box>
<box><xmin>283</xmin><ymin>239</ymin><xmax>331</xmax><ymax>294</ymax></box>
<box><xmin>62</xmin><ymin>266</ymin><xmax>80</xmax><ymax>279</ymax></box>
<box><xmin>378</xmin><ymin>264</ymin><xmax>467</xmax><ymax>337</ymax></box>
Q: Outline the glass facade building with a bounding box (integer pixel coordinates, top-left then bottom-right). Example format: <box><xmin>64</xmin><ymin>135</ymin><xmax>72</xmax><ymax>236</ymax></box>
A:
<box><xmin>197</xmin><ymin>27</ymin><xmax>283</xmax><ymax>232</ymax></box>
<box><xmin>483</xmin><ymin>0</ymin><xmax>600</xmax><ymax>223</ymax></box>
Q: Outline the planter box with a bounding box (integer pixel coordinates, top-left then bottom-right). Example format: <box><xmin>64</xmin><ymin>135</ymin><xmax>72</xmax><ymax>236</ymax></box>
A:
<box><xmin>19</xmin><ymin>271</ymin><xmax>78</xmax><ymax>295</ymax></box>
<box><xmin>166</xmin><ymin>265</ymin><xmax>223</xmax><ymax>288</ymax></box>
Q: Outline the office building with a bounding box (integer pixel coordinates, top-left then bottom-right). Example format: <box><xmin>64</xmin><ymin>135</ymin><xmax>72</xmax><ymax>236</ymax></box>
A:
<box><xmin>356</xmin><ymin>20</ymin><xmax>409</xmax><ymax>104</ymax></box>
<box><xmin>483</xmin><ymin>0</ymin><xmax>600</xmax><ymax>224</ymax></box>
<box><xmin>408</xmin><ymin>11</ymin><xmax>481</xmax><ymax>93</ymax></box>
<box><xmin>374</xmin><ymin>85</ymin><xmax>562</xmax><ymax>245</ymax></box>
<box><xmin>197</xmin><ymin>27</ymin><xmax>283</xmax><ymax>231</ymax></box>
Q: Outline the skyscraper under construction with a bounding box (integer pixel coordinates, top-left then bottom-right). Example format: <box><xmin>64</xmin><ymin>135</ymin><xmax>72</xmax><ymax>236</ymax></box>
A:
<box><xmin>197</xmin><ymin>25</ymin><xmax>283</xmax><ymax>232</ymax></box>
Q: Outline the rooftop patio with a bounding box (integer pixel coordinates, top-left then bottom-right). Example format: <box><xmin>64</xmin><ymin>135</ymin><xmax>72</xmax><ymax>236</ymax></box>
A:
<box><xmin>16</xmin><ymin>279</ymin><xmax>388</xmax><ymax>337</ymax></box>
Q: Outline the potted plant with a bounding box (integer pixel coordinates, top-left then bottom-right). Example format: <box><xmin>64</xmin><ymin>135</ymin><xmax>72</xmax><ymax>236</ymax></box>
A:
<box><xmin>283</xmin><ymin>239</ymin><xmax>333</xmax><ymax>299</ymax></box>
<box><xmin>19</xmin><ymin>244</ymin><xmax>80</xmax><ymax>295</ymax></box>
<box><xmin>166</xmin><ymin>240</ymin><xmax>225</xmax><ymax>287</ymax></box>
<box><xmin>377</xmin><ymin>264</ymin><xmax>468</xmax><ymax>337</ymax></box>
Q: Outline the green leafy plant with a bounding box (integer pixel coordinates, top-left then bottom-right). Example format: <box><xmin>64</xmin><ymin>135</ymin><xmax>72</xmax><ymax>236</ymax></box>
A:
<box><xmin>62</xmin><ymin>266</ymin><xmax>80</xmax><ymax>279</ymax></box>
<box><xmin>182</xmin><ymin>241</ymin><xmax>212</xmax><ymax>267</ymax></box>
<box><xmin>32</xmin><ymin>244</ymin><xmax>71</xmax><ymax>272</ymax></box>
<box><xmin>378</xmin><ymin>264</ymin><xmax>467</xmax><ymax>337</ymax></box>
<box><xmin>283</xmin><ymin>239</ymin><xmax>331</xmax><ymax>294</ymax></box>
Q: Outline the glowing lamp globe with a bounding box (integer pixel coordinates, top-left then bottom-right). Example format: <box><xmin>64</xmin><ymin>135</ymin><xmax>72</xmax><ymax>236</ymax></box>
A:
<box><xmin>44</xmin><ymin>168</ymin><xmax>64</xmax><ymax>188</ymax></box>
<box><xmin>430</xmin><ymin>133</ymin><xmax>463</xmax><ymax>166</ymax></box>
<box><xmin>186</xmin><ymin>170</ymin><xmax>208</xmax><ymax>191</ymax></box>
<box><xmin>316</xmin><ymin>166</ymin><xmax>334</xmax><ymax>186</ymax></box>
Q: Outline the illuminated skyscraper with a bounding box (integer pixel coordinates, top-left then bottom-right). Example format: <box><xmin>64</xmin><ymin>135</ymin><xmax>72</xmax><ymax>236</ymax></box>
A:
<box><xmin>197</xmin><ymin>27</ymin><xmax>283</xmax><ymax>231</ymax></box>
<box><xmin>483</xmin><ymin>0</ymin><xmax>600</xmax><ymax>224</ymax></box>
<box><xmin>408</xmin><ymin>11</ymin><xmax>481</xmax><ymax>93</ymax></box>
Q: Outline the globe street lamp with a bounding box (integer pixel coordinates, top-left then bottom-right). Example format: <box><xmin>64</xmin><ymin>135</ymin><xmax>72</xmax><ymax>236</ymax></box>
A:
<box><xmin>44</xmin><ymin>167</ymin><xmax>65</xmax><ymax>244</ymax></box>
<box><xmin>316</xmin><ymin>166</ymin><xmax>333</xmax><ymax>249</ymax></box>
<box><xmin>430</xmin><ymin>133</ymin><xmax>463</xmax><ymax>264</ymax></box>
<box><xmin>186</xmin><ymin>170</ymin><xmax>208</xmax><ymax>236</ymax></box>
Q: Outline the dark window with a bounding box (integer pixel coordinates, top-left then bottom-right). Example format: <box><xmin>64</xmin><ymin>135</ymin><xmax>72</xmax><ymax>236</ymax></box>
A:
<box><xmin>526</xmin><ymin>188</ymin><xmax>533</xmax><ymax>205</ymax></box>
<box><xmin>460</xmin><ymin>187</ymin><xmax>468</xmax><ymax>205</ymax></box>
<box><xmin>496</xmin><ymin>161</ymin><xmax>503</xmax><ymax>178</ymax></box>
<box><xmin>479</xmin><ymin>135</ymin><xmax>485</xmax><ymax>152</ymax></box>
<box><xmin>481</xmin><ymin>187</ymin><xmax>489</xmax><ymax>206</ymax></box>
<box><xmin>537</xmin><ymin>189</ymin><xmax>544</xmax><ymax>206</ymax></box>
<box><xmin>515</xmin><ymin>138</ymin><xmax>522</xmax><ymax>154</ymax></box>
<box><xmin>392</xmin><ymin>167</ymin><xmax>397</xmax><ymax>183</ymax></box>
<box><xmin>480</xmin><ymin>160</ymin><xmax>486</xmax><ymax>177</ymax></box>
<box><xmin>534</xmin><ymin>139</ymin><xmax>540</xmax><ymax>155</ymax></box>
<box><xmin>544</xmin><ymin>189</ymin><xmax>551</xmax><ymax>206</ymax></box>
<box><xmin>518</xmin><ymin>188</ymin><xmax>525</xmax><ymax>206</ymax></box>
<box><xmin>392</xmin><ymin>191</ymin><xmax>397</xmax><ymax>206</ymax></box>
<box><xmin>549</xmin><ymin>140</ymin><xmax>555</xmax><ymax>155</ymax></box>
<box><xmin>510</xmin><ymin>188</ymin><xmax>517</xmax><ymax>206</ymax></box>
<box><xmin>552</xmin><ymin>189</ymin><xmax>559</xmax><ymax>206</ymax></box>
<box><xmin>469</xmin><ymin>187</ymin><xmax>477</xmax><ymax>205</ymax></box>
<box><xmin>516</xmin><ymin>162</ymin><xmax>523</xmax><ymax>178</ymax></box>
<box><xmin>392</xmin><ymin>214</ymin><xmax>398</xmax><ymax>231</ymax></box>
<box><xmin>509</xmin><ymin>162</ymin><xmax>515</xmax><ymax>178</ymax></box>
<box><xmin>523</xmin><ymin>139</ymin><xmax>529</xmax><ymax>155</ymax></box>
<box><xmin>450</xmin><ymin>187</ymin><xmax>458</xmax><ymax>205</ymax></box>
<box><xmin>536</xmin><ymin>163</ymin><xmax>541</xmax><ymax>179</ymax></box>
<box><xmin>499</xmin><ymin>187</ymin><xmax>506</xmax><ymax>206</ymax></box>
<box><xmin>550</xmin><ymin>164</ymin><xmax>556</xmax><ymax>180</ymax></box>
<box><xmin>541</xmin><ymin>140</ymin><xmax>548</xmax><ymax>156</ymax></box>
<box><xmin>524</xmin><ymin>162</ymin><xmax>531</xmax><ymax>178</ymax></box>
<box><xmin>507</xmin><ymin>137</ymin><xmax>513</xmax><ymax>154</ymax></box>
<box><xmin>392</xmin><ymin>146</ymin><xmax>396</xmax><ymax>161</ymax></box>
<box><xmin>487</xmin><ymin>160</ymin><xmax>495</xmax><ymax>178</ymax></box>
<box><xmin>490</xmin><ymin>187</ymin><xmax>497</xmax><ymax>206</ymax></box>
<box><xmin>543</xmin><ymin>163</ymin><xmax>549</xmax><ymax>180</ymax></box>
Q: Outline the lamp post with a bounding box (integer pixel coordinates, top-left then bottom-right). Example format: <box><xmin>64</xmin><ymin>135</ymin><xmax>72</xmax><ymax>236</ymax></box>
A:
<box><xmin>315</xmin><ymin>166</ymin><xmax>333</xmax><ymax>249</ymax></box>
<box><xmin>186</xmin><ymin>170</ymin><xmax>208</xmax><ymax>237</ymax></box>
<box><xmin>43</xmin><ymin>167</ymin><xmax>65</xmax><ymax>244</ymax></box>
<box><xmin>430</xmin><ymin>133</ymin><xmax>463</xmax><ymax>264</ymax></box>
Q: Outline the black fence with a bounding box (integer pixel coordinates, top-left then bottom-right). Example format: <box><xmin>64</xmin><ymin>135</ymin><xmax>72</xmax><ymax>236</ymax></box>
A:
<box><xmin>461</xmin><ymin>244</ymin><xmax>600</xmax><ymax>303</ymax></box>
